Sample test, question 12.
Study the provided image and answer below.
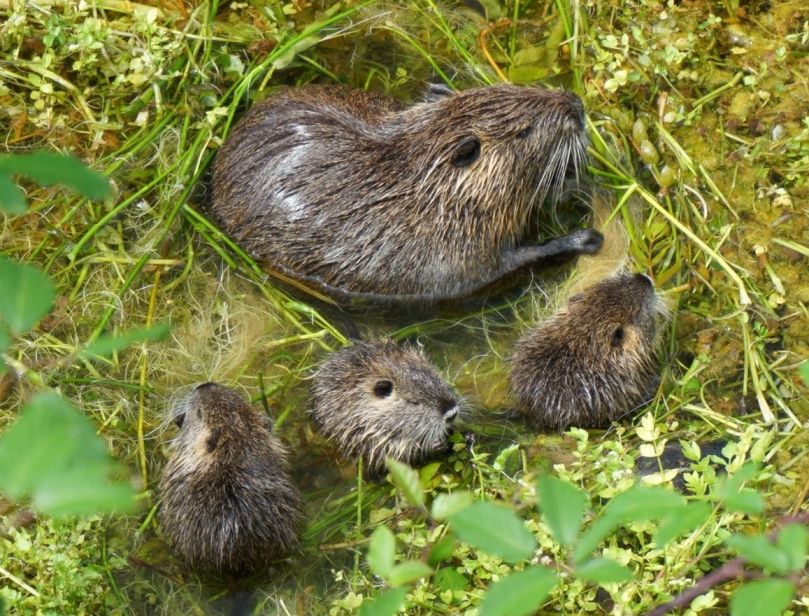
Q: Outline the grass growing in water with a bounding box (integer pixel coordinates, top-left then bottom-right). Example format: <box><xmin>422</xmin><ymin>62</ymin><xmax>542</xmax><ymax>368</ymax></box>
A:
<box><xmin>1</xmin><ymin>0</ymin><xmax>807</xmax><ymax>613</ymax></box>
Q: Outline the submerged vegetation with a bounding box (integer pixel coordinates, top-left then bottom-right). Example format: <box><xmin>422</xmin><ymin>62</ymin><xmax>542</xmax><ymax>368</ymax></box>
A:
<box><xmin>0</xmin><ymin>0</ymin><xmax>807</xmax><ymax>614</ymax></box>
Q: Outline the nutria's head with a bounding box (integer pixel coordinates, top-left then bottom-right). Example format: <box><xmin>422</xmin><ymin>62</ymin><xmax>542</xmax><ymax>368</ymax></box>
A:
<box><xmin>509</xmin><ymin>273</ymin><xmax>668</xmax><ymax>430</ymax></box>
<box><xmin>160</xmin><ymin>383</ymin><xmax>302</xmax><ymax>575</ymax></box>
<box><xmin>399</xmin><ymin>84</ymin><xmax>589</xmax><ymax>232</ymax></box>
<box><xmin>311</xmin><ymin>340</ymin><xmax>460</xmax><ymax>475</ymax></box>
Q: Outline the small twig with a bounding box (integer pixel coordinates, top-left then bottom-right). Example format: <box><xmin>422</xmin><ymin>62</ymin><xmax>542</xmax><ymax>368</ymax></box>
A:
<box><xmin>645</xmin><ymin>511</ymin><xmax>809</xmax><ymax>616</ymax></box>
<box><xmin>0</xmin><ymin>565</ymin><xmax>40</xmax><ymax>597</ymax></box>
<box><xmin>127</xmin><ymin>555</ymin><xmax>183</xmax><ymax>585</ymax></box>
<box><xmin>317</xmin><ymin>537</ymin><xmax>371</xmax><ymax>552</ymax></box>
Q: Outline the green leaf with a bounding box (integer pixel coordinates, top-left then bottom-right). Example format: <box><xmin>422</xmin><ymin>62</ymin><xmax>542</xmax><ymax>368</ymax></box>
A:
<box><xmin>77</xmin><ymin>323</ymin><xmax>171</xmax><ymax>360</ymax></box>
<box><xmin>0</xmin><ymin>257</ymin><xmax>55</xmax><ymax>333</ymax></box>
<box><xmin>725</xmin><ymin>534</ymin><xmax>790</xmax><ymax>574</ymax></box>
<box><xmin>386</xmin><ymin>458</ymin><xmax>424</xmax><ymax>508</ymax></box>
<box><xmin>0</xmin><ymin>152</ymin><xmax>111</xmax><ymax>200</ymax></box>
<box><xmin>715</xmin><ymin>462</ymin><xmax>764</xmax><ymax>514</ymax></box>
<box><xmin>537</xmin><ymin>475</ymin><xmax>588</xmax><ymax>547</ymax></box>
<box><xmin>367</xmin><ymin>526</ymin><xmax>396</xmax><ymax>578</ymax></box>
<box><xmin>776</xmin><ymin>524</ymin><xmax>807</xmax><ymax>572</ymax></box>
<box><xmin>449</xmin><ymin>502</ymin><xmax>537</xmax><ymax>563</ymax></box>
<box><xmin>387</xmin><ymin>560</ymin><xmax>432</xmax><ymax>587</ymax></box>
<box><xmin>358</xmin><ymin>587</ymin><xmax>408</xmax><ymax>616</ymax></box>
<box><xmin>730</xmin><ymin>579</ymin><xmax>795</xmax><ymax>616</ymax></box>
<box><xmin>575</xmin><ymin>558</ymin><xmax>632</xmax><ymax>584</ymax></box>
<box><xmin>724</xmin><ymin>489</ymin><xmax>765</xmax><ymax>515</ymax></box>
<box><xmin>428</xmin><ymin>534</ymin><xmax>456</xmax><ymax>566</ymax></box>
<box><xmin>574</xmin><ymin>485</ymin><xmax>686</xmax><ymax>562</ymax></box>
<box><xmin>479</xmin><ymin>566</ymin><xmax>557</xmax><ymax>616</ymax></box>
<box><xmin>434</xmin><ymin>568</ymin><xmax>467</xmax><ymax>592</ymax></box>
<box><xmin>0</xmin><ymin>392</ymin><xmax>135</xmax><ymax>516</ymax></box>
<box><xmin>653</xmin><ymin>501</ymin><xmax>712</xmax><ymax>547</ymax></box>
<box><xmin>431</xmin><ymin>491</ymin><xmax>473</xmax><ymax>521</ymax></box>
<box><xmin>0</xmin><ymin>173</ymin><xmax>26</xmax><ymax>214</ymax></box>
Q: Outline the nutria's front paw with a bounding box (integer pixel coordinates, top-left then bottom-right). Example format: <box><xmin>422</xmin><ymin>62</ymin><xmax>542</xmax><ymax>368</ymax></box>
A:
<box><xmin>572</xmin><ymin>228</ymin><xmax>604</xmax><ymax>254</ymax></box>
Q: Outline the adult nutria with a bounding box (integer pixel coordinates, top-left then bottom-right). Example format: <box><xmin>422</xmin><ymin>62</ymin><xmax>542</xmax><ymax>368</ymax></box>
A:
<box><xmin>509</xmin><ymin>272</ymin><xmax>668</xmax><ymax>430</ymax></box>
<box><xmin>311</xmin><ymin>340</ymin><xmax>460</xmax><ymax>475</ymax></box>
<box><xmin>159</xmin><ymin>383</ymin><xmax>303</xmax><ymax>575</ymax></box>
<box><xmin>211</xmin><ymin>84</ymin><xmax>601</xmax><ymax>304</ymax></box>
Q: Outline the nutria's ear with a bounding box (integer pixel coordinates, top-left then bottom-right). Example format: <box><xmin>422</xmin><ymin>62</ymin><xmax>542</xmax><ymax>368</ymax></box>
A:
<box><xmin>422</xmin><ymin>83</ymin><xmax>455</xmax><ymax>102</ymax></box>
<box><xmin>206</xmin><ymin>428</ymin><xmax>221</xmax><ymax>452</ymax></box>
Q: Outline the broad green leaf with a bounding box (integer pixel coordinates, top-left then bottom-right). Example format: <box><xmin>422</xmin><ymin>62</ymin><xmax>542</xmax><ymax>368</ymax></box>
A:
<box><xmin>537</xmin><ymin>475</ymin><xmax>588</xmax><ymax>547</ymax></box>
<box><xmin>358</xmin><ymin>587</ymin><xmax>408</xmax><ymax>616</ymax></box>
<box><xmin>723</xmin><ymin>489</ymin><xmax>765</xmax><ymax>515</ymax></box>
<box><xmin>776</xmin><ymin>524</ymin><xmax>807</xmax><ymax>572</ymax></box>
<box><xmin>367</xmin><ymin>526</ymin><xmax>396</xmax><ymax>578</ymax></box>
<box><xmin>0</xmin><ymin>392</ymin><xmax>135</xmax><ymax>516</ymax></box>
<box><xmin>434</xmin><ymin>568</ymin><xmax>467</xmax><ymax>592</ymax></box>
<box><xmin>0</xmin><ymin>174</ymin><xmax>26</xmax><ymax>214</ymax></box>
<box><xmin>715</xmin><ymin>462</ymin><xmax>763</xmax><ymax>514</ymax></box>
<box><xmin>449</xmin><ymin>502</ymin><xmax>537</xmax><ymax>563</ymax></box>
<box><xmin>730</xmin><ymin>579</ymin><xmax>795</xmax><ymax>616</ymax></box>
<box><xmin>575</xmin><ymin>558</ymin><xmax>632</xmax><ymax>584</ymax></box>
<box><xmin>574</xmin><ymin>485</ymin><xmax>686</xmax><ymax>562</ymax></box>
<box><xmin>0</xmin><ymin>152</ymin><xmax>111</xmax><ymax>200</ymax></box>
<box><xmin>654</xmin><ymin>501</ymin><xmax>712</xmax><ymax>547</ymax></box>
<box><xmin>0</xmin><ymin>257</ymin><xmax>55</xmax><ymax>333</ymax></box>
<box><xmin>0</xmin><ymin>595</ymin><xmax>5</xmax><ymax>616</ymax></box>
<box><xmin>799</xmin><ymin>361</ymin><xmax>809</xmax><ymax>387</ymax></box>
<box><xmin>479</xmin><ymin>566</ymin><xmax>557</xmax><ymax>616</ymax></box>
<box><xmin>431</xmin><ymin>491</ymin><xmax>473</xmax><ymax>521</ymax></box>
<box><xmin>78</xmin><ymin>323</ymin><xmax>171</xmax><ymax>360</ymax></box>
<box><xmin>428</xmin><ymin>534</ymin><xmax>456</xmax><ymax>566</ymax></box>
<box><xmin>725</xmin><ymin>534</ymin><xmax>790</xmax><ymax>574</ymax></box>
<box><xmin>387</xmin><ymin>560</ymin><xmax>432</xmax><ymax>587</ymax></box>
<box><xmin>386</xmin><ymin>459</ymin><xmax>424</xmax><ymax>508</ymax></box>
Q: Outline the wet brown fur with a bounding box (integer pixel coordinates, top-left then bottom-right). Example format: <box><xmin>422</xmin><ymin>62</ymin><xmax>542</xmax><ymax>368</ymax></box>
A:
<box><xmin>211</xmin><ymin>84</ymin><xmax>595</xmax><ymax>302</ymax></box>
<box><xmin>509</xmin><ymin>273</ymin><xmax>667</xmax><ymax>430</ymax></box>
<box><xmin>310</xmin><ymin>340</ymin><xmax>460</xmax><ymax>475</ymax></box>
<box><xmin>159</xmin><ymin>383</ymin><xmax>303</xmax><ymax>575</ymax></box>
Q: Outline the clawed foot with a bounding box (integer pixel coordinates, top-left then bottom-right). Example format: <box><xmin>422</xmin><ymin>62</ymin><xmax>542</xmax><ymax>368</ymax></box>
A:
<box><xmin>566</xmin><ymin>228</ymin><xmax>604</xmax><ymax>255</ymax></box>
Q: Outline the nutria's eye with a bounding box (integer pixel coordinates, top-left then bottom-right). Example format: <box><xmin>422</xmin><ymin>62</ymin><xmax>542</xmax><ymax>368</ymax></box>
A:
<box><xmin>516</xmin><ymin>125</ymin><xmax>532</xmax><ymax>139</ymax></box>
<box><xmin>611</xmin><ymin>326</ymin><xmax>625</xmax><ymax>347</ymax></box>
<box><xmin>173</xmin><ymin>413</ymin><xmax>185</xmax><ymax>429</ymax></box>
<box><xmin>373</xmin><ymin>380</ymin><xmax>394</xmax><ymax>398</ymax></box>
<box><xmin>451</xmin><ymin>137</ymin><xmax>481</xmax><ymax>167</ymax></box>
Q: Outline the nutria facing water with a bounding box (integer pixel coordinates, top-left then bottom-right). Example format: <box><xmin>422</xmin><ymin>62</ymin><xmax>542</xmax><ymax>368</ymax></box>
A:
<box><xmin>311</xmin><ymin>340</ymin><xmax>460</xmax><ymax>475</ymax></box>
<box><xmin>509</xmin><ymin>272</ymin><xmax>668</xmax><ymax>430</ymax></box>
<box><xmin>211</xmin><ymin>84</ymin><xmax>601</xmax><ymax>304</ymax></box>
<box><xmin>159</xmin><ymin>383</ymin><xmax>303</xmax><ymax>575</ymax></box>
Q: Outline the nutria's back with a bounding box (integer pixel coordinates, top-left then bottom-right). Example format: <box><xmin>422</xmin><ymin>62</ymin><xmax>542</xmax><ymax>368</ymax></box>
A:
<box><xmin>211</xmin><ymin>84</ymin><xmax>592</xmax><ymax>300</ymax></box>
<box><xmin>159</xmin><ymin>383</ymin><xmax>302</xmax><ymax>575</ymax></box>
<box><xmin>509</xmin><ymin>273</ymin><xmax>668</xmax><ymax>430</ymax></box>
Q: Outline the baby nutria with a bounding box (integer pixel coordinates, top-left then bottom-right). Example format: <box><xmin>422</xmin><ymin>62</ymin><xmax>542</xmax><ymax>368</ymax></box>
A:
<box><xmin>211</xmin><ymin>84</ymin><xmax>602</xmax><ymax>303</ymax></box>
<box><xmin>509</xmin><ymin>272</ymin><xmax>668</xmax><ymax>430</ymax></box>
<box><xmin>159</xmin><ymin>383</ymin><xmax>303</xmax><ymax>575</ymax></box>
<box><xmin>311</xmin><ymin>340</ymin><xmax>460</xmax><ymax>475</ymax></box>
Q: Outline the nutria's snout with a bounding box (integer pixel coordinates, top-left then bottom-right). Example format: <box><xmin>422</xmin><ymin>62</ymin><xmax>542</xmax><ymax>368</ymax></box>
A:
<box><xmin>311</xmin><ymin>340</ymin><xmax>460</xmax><ymax>475</ymax></box>
<box><xmin>509</xmin><ymin>272</ymin><xmax>668</xmax><ymax>431</ymax></box>
<box><xmin>557</xmin><ymin>91</ymin><xmax>586</xmax><ymax>132</ymax></box>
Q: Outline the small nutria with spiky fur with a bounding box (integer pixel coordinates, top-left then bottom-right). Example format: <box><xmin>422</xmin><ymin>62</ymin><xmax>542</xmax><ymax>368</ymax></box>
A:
<box><xmin>159</xmin><ymin>383</ymin><xmax>303</xmax><ymax>575</ymax></box>
<box><xmin>211</xmin><ymin>84</ymin><xmax>601</xmax><ymax>304</ymax></box>
<box><xmin>311</xmin><ymin>340</ymin><xmax>460</xmax><ymax>475</ymax></box>
<box><xmin>509</xmin><ymin>272</ymin><xmax>667</xmax><ymax>430</ymax></box>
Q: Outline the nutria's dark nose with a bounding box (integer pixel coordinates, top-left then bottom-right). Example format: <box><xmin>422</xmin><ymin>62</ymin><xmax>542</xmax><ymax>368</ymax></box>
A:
<box><xmin>560</xmin><ymin>92</ymin><xmax>586</xmax><ymax>130</ymax></box>
<box><xmin>634</xmin><ymin>273</ymin><xmax>654</xmax><ymax>288</ymax></box>
<box><xmin>440</xmin><ymin>398</ymin><xmax>459</xmax><ymax>422</ymax></box>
